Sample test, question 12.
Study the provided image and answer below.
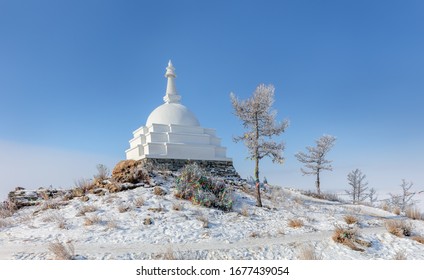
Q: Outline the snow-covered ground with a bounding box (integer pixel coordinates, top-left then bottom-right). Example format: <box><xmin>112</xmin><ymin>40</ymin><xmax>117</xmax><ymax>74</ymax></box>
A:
<box><xmin>1</xmin><ymin>172</ymin><xmax>423</xmax><ymax>260</ymax></box>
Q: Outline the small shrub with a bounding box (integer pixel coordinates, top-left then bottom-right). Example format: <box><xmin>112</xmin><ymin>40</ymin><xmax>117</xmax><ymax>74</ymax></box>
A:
<box><xmin>144</xmin><ymin>216</ymin><xmax>153</xmax><ymax>225</ymax></box>
<box><xmin>380</xmin><ymin>202</ymin><xmax>390</xmax><ymax>212</ymax></box>
<box><xmin>107</xmin><ymin>220</ymin><xmax>118</xmax><ymax>230</ymax></box>
<box><xmin>332</xmin><ymin>225</ymin><xmax>369</xmax><ymax>252</ymax></box>
<box><xmin>393</xmin><ymin>207</ymin><xmax>401</xmax><ymax>215</ymax></box>
<box><xmin>48</xmin><ymin>241</ymin><xmax>75</xmax><ymax>260</ymax></box>
<box><xmin>172</xmin><ymin>202</ymin><xmax>183</xmax><ymax>211</ymax></box>
<box><xmin>297</xmin><ymin>245</ymin><xmax>322</xmax><ymax>260</ymax></box>
<box><xmin>118</xmin><ymin>204</ymin><xmax>131</xmax><ymax>213</ymax></box>
<box><xmin>74</xmin><ymin>178</ymin><xmax>93</xmax><ymax>193</ymax></box>
<box><xmin>95</xmin><ymin>164</ymin><xmax>110</xmax><ymax>181</ymax></box>
<box><xmin>153</xmin><ymin>186</ymin><xmax>166</xmax><ymax>196</ymax></box>
<box><xmin>197</xmin><ymin>215</ymin><xmax>209</xmax><ymax>228</ymax></box>
<box><xmin>405</xmin><ymin>207</ymin><xmax>422</xmax><ymax>220</ymax></box>
<box><xmin>0</xmin><ymin>219</ymin><xmax>11</xmax><ymax>228</ymax></box>
<box><xmin>175</xmin><ymin>163</ymin><xmax>233</xmax><ymax>211</ymax></box>
<box><xmin>302</xmin><ymin>190</ymin><xmax>341</xmax><ymax>202</ymax></box>
<box><xmin>134</xmin><ymin>197</ymin><xmax>145</xmax><ymax>208</ymax></box>
<box><xmin>288</xmin><ymin>218</ymin><xmax>304</xmax><ymax>228</ymax></box>
<box><xmin>77</xmin><ymin>205</ymin><xmax>97</xmax><ymax>216</ymax></box>
<box><xmin>0</xmin><ymin>202</ymin><xmax>16</xmax><ymax>218</ymax></box>
<box><xmin>84</xmin><ymin>215</ymin><xmax>102</xmax><ymax>226</ymax></box>
<box><xmin>241</xmin><ymin>205</ymin><xmax>249</xmax><ymax>217</ymax></box>
<box><xmin>343</xmin><ymin>215</ymin><xmax>358</xmax><ymax>225</ymax></box>
<box><xmin>249</xmin><ymin>232</ymin><xmax>260</xmax><ymax>238</ymax></box>
<box><xmin>385</xmin><ymin>220</ymin><xmax>412</xmax><ymax>237</ymax></box>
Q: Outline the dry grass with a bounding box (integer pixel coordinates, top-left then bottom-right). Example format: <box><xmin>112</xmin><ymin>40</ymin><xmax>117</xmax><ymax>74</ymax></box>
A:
<box><xmin>84</xmin><ymin>215</ymin><xmax>102</xmax><ymax>226</ymax></box>
<box><xmin>297</xmin><ymin>245</ymin><xmax>322</xmax><ymax>260</ymax></box>
<box><xmin>0</xmin><ymin>219</ymin><xmax>11</xmax><ymax>228</ymax></box>
<box><xmin>144</xmin><ymin>216</ymin><xmax>153</xmax><ymax>225</ymax></box>
<box><xmin>48</xmin><ymin>241</ymin><xmax>75</xmax><ymax>260</ymax></box>
<box><xmin>393</xmin><ymin>207</ymin><xmax>401</xmax><ymax>215</ymax></box>
<box><xmin>385</xmin><ymin>220</ymin><xmax>412</xmax><ymax>237</ymax></box>
<box><xmin>411</xmin><ymin>236</ymin><xmax>424</xmax><ymax>244</ymax></box>
<box><xmin>154</xmin><ymin>247</ymin><xmax>176</xmax><ymax>260</ymax></box>
<box><xmin>332</xmin><ymin>225</ymin><xmax>371</xmax><ymax>251</ymax></box>
<box><xmin>77</xmin><ymin>205</ymin><xmax>97</xmax><ymax>216</ymax></box>
<box><xmin>249</xmin><ymin>232</ymin><xmax>260</xmax><ymax>238</ymax></box>
<box><xmin>153</xmin><ymin>186</ymin><xmax>166</xmax><ymax>196</ymax></box>
<box><xmin>405</xmin><ymin>207</ymin><xmax>422</xmax><ymax>220</ymax></box>
<box><xmin>393</xmin><ymin>250</ymin><xmax>407</xmax><ymax>260</ymax></box>
<box><xmin>118</xmin><ymin>204</ymin><xmax>131</xmax><ymax>213</ymax></box>
<box><xmin>380</xmin><ymin>202</ymin><xmax>390</xmax><ymax>212</ymax></box>
<box><xmin>241</xmin><ymin>205</ymin><xmax>249</xmax><ymax>217</ymax></box>
<box><xmin>343</xmin><ymin>215</ymin><xmax>358</xmax><ymax>225</ymax></box>
<box><xmin>134</xmin><ymin>196</ymin><xmax>145</xmax><ymax>208</ymax></box>
<box><xmin>0</xmin><ymin>202</ymin><xmax>17</xmax><ymax>218</ymax></box>
<box><xmin>197</xmin><ymin>215</ymin><xmax>209</xmax><ymax>228</ymax></box>
<box><xmin>40</xmin><ymin>200</ymin><xmax>61</xmax><ymax>211</ymax></box>
<box><xmin>107</xmin><ymin>220</ymin><xmax>118</xmax><ymax>230</ymax></box>
<box><xmin>172</xmin><ymin>202</ymin><xmax>183</xmax><ymax>211</ymax></box>
<box><xmin>288</xmin><ymin>218</ymin><xmax>304</xmax><ymax>228</ymax></box>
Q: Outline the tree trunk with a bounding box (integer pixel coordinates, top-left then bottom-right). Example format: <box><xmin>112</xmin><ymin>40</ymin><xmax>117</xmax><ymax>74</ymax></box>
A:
<box><xmin>255</xmin><ymin>157</ymin><xmax>262</xmax><ymax>207</ymax></box>
<box><xmin>254</xmin><ymin>112</ymin><xmax>262</xmax><ymax>207</ymax></box>
<box><xmin>316</xmin><ymin>171</ymin><xmax>321</xmax><ymax>195</ymax></box>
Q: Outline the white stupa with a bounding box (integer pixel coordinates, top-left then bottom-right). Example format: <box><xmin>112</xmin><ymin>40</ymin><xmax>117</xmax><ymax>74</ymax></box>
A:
<box><xmin>125</xmin><ymin>61</ymin><xmax>231</xmax><ymax>162</ymax></box>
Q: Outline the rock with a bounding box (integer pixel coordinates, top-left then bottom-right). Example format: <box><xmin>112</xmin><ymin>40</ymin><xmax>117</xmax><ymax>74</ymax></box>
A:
<box><xmin>112</xmin><ymin>160</ymin><xmax>149</xmax><ymax>184</ymax></box>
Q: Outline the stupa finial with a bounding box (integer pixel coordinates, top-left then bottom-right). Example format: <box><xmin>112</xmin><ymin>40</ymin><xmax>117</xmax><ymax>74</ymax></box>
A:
<box><xmin>164</xmin><ymin>60</ymin><xmax>181</xmax><ymax>103</ymax></box>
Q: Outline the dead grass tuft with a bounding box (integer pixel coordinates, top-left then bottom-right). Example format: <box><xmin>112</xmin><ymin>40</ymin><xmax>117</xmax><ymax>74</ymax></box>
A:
<box><xmin>297</xmin><ymin>245</ymin><xmax>322</xmax><ymax>260</ymax></box>
<box><xmin>393</xmin><ymin>207</ymin><xmax>401</xmax><ymax>215</ymax></box>
<box><xmin>0</xmin><ymin>219</ymin><xmax>11</xmax><ymax>228</ymax></box>
<box><xmin>118</xmin><ymin>204</ymin><xmax>131</xmax><ymax>213</ymax></box>
<box><xmin>0</xmin><ymin>202</ymin><xmax>16</xmax><ymax>218</ymax></box>
<box><xmin>107</xmin><ymin>220</ymin><xmax>118</xmax><ymax>230</ymax></box>
<box><xmin>412</xmin><ymin>236</ymin><xmax>424</xmax><ymax>244</ymax></box>
<box><xmin>172</xmin><ymin>202</ymin><xmax>183</xmax><ymax>211</ymax></box>
<box><xmin>144</xmin><ymin>216</ymin><xmax>153</xmax><ymax>225</ymax></box>
<box><xmin>385</xmin><ymin>220</ymin><xmax>412</xmax><ymax>237</ymax></box>
<box><xmin>332</xmin><ymin>225</ymin><xmax>371</xmax><ymax>251</ymax></box>
<box><xmin>84</xmin><ymin>215</ymin><xmax>102</xmax><ymax>226</ymax></box>
<box><xmin>77</xmin><ymin>205</ymin><xmax>97</xmax><ymax>216</ymax></box>
<box><xmin>134</xmin><ymin>196</ymin><xmax>145</xmax><ymax>208</ymax></box>
<box><xmin>343</xmin><ymin>215</ymin><xmax>358</xmax><ymax>225</ymax></box>
<box><xmin>153</xmin><ymin>186</ymin><xmax>166</xmax><ymax>196</ymax></box>
<box><xmin>241</xmin><ymin>205</ymin><xmax>249</xmax><ymax>217</ymax></box>
<box><xmin>405</xmin><ymin>207</ymin><xmax>422</xmax><ymax>220</ymax></box>
<box><xmin>197</xmin><ymin>215</ymin><xmax>209</xmax><ymax>228</ymax></box>
<box><xmin>288</xmin><ymin>218</ymin><xmax>304</xmax><ymax>228</ymax></box>
<box><xmin>249</xmin><ymin>232</ymin><xmax>260</xmax><ymax>238</ymax></box>
<box><xmin>48</xmin><ymin>241</ymin><xmax>75</xmax><ymax>260</ymax></box>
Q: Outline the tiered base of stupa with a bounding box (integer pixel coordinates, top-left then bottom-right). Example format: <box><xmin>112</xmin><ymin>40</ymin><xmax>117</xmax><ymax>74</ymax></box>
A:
<box><xmin>139</xmin><ymin>157</ymin><xmax>240</xmax><ymax>178</ymax></box>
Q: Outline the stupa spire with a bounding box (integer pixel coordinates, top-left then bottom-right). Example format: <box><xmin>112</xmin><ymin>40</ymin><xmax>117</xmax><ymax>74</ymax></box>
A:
<box><xmin>163</xmin><ymin>60</ymin><xmax>181</xmax><ymax>104</ymax></box>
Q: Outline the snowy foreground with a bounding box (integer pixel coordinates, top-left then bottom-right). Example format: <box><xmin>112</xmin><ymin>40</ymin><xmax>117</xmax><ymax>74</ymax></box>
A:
<box><xmin>1</xmin><ymin>172</ymin><xmax>423</xmax><ymax>260</ymax></box>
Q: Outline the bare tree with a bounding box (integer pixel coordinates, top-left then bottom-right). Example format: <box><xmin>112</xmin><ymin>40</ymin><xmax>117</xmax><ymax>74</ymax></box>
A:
<box><xmin>345</xmin><ymin>169</ymin><xmax>369</xmax><ymax>204</ymax></box>
<box><xmin>295</xmin><ymin>135</ymin><xmax>336</xmax><ymax>195</ymax></box>
<box><xmin>389</xmin><ymin>179</ymin><xmax>416</xmax><ymax>211</ymax></box>
<box><xmin>231</xmin><ymin>84</ymin><xmax>289</xmax><ymax>207</ymax></box>
<box><xmin>368</xmin><ymin>187</ymin><xmax>378</xmax><ymax>206</ymax></box>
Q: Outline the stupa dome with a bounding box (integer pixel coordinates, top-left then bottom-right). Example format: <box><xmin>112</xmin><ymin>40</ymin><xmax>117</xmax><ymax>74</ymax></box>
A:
<box><xmin>125</xmin><ymin>60</ymin><xmax>231</xmax><ymax>162</ymax></box>
<box><xmin>146</xmin><ymin>103</ymin><xmax>200</xmax><ymax>127</ymax></box>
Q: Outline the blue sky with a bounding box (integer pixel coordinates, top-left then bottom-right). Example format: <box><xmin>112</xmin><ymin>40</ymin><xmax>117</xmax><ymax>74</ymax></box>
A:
<box><xmin>0</xmin><ymin>0</ymin><xmax>423</xmax><ymax>207</ymax></box>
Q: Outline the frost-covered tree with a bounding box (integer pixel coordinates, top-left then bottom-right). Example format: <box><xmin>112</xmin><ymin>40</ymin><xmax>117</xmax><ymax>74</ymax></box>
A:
<box><xmin>345</xmin><ymin>169</ymin><xmax>369</xmax><ymax>204</ymax></box>
<box><xmin>295</xmin><ymin>135</ymin><xmax>336</xmax><ymax>195</ymax></box>
<box><xmin>368</xmin><ymin>187</ymin><xmax>378</xmax><ymax>206</ymax></box>
<box><xmin>389</xmin><ymin>179</ymin><xmax>416</xmax><ymax>211</ymax></box>
<box><xmin>231</xmin><ymin>84</ymin><xmax>289</xmax><ymax>207</ymax></box>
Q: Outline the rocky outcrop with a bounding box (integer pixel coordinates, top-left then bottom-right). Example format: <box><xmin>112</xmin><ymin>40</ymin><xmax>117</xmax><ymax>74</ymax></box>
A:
<box><xmin>111</xmin><ymin>160</ymin><xmax>150</xmax><ymax>184</ymax></box>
